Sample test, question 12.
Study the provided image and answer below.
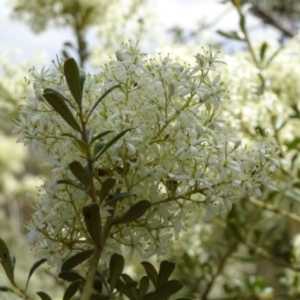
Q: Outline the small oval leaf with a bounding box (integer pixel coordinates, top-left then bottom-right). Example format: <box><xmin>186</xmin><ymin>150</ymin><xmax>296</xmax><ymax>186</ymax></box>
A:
<box><xmin>139</xmin><ymin>276</ymin><xmax>149</xmax><ymax>299</ymax></box>
<box><xmin>56</xmin><ymin>179</ymin><xmax>86</xmax><ymax>191</ymax></box>
<box><xmin>64</xmin><ymin>58</ymin><xmax>82</xmax><ymax>107</ymax></box>
<box><xmin>86</xmin><ymin>85</ymin><xmax>120</xmax><ymax>121</ymax></box>
<box><xmin>147</xmin><ymin>280</ymin><xmax>183</xmax><ymax>300</ymax></box>
<box><xmin>108</xmin><ymin>253</ymin><xmax>124</xmax><ymax>293</ymax></box>
<box><xmin>58</xmin><ymin>270</ymin><xmax>85</xmax><ymax>282</ymax></box>
<box><xmin>99</xmin><ymin>178</ymin><xmax>117</xmax><ymax>202</ymax></box>
<box><xmin>157</xmin><ymin>260</ymin><xmax>175</xmax><ymax>287</ymax></box>
<box><xmin>141</xmin><ymin>262</ymin><xmax>158</xmax><ymax>287</ymax></box>
<box><xmin>26</xmin><ymin>258</ymin><xmax>47</xmax><ymax>290</ymax></box>
<box><xmin>69</xmin><ymin>161</ymin><xmax>90</xmax><ymax>187</ymax></box>
<box><xmin>0</xmin><ymin>238</ymin><xmax>15</xmax><ymax>285</ymax></box>
<box><xmin>121</xmin><ymin>274</ymin><xmax>138</xmax><ymax>300</ymax></box>
<box><xmin>43</xmin><ymin>92</ymin><xmax>81</xmax><ymax>132</ymax></box>
<box><xmin>36</xmin><ymin>291</ymin><xmax>52</xmax><ymax>300</ymax></box>
<box><xmin>113</xmin><ymin>200</ymin><xmax>150</xmax><ymax>225</ymax></box>
<box><xmin>95</xmin><ymin>128</ymin><xmax>133</xmax><ymax>160</ymax></box>
<box><xmin>61</xmin><ymin>249</ymin><xmax>94</xmax><ymax>271</ymax></box>
<box><xmin>103</xmin><ymin>192</ymin><xmax>136</xmax><ymax>207</ymax></box>
<box><xmin>63</xmin><ymin>280</ymin><xmax>81</xmax><ymax>300</ymax></box>
<box><xmin>93</xmin><ymin>278</ymin><xmax>103</xmax><ymax>294</ymax></box>
<box><xmin>82</xmin><ymin>204</ymin><xmax>101</xmax><ymax>247</ymax></box>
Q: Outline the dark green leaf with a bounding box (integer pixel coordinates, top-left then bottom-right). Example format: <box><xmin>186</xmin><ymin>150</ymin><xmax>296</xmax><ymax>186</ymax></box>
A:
<box><xmin>138</xmin><ymin>276</ymin><xmax>149</xmax><ymax>299</ymax></box>
<box><xmin>99</xmin><ymin>178</ymin><xmax>117</xmax><ymax>201</ymax></box>
<box><xmin>93</xmin><ymin>278</ymin><xmax>103</xmax><ymax>294</ymax></box>
<box><xmin>95</xmin><ymin>128</ymin><xmax>133</xmax><ymax>160</ymax></box>
<box><xmin>93</xmin><ymin>141</ymin><xmax>106</xmax><ymax>158</ymax></box>
<box><xmin>260</xmin><ymin>42</ymin><xmax>268</xmax><ymax>62</ymax></box>
<box><xmin>113</xmin><ymin>200</ymin><xmax>151</xmax><ymax>225</ymax></box>
<box><xmin>36</xmin><ymin>291</ymin><xmax>52</xmax><ymax>300</ymax></box>
<box><xmin>64</xmin><ymin>58</ymin><xmax>82</xmax><ymax>107</ymax></box>
<box><xmin>104</xmin><ymin>192</ymin><xmax>136</xmax><ymax>207</ymax></box>
<box><xmin>0</xmin><ymin>238</ymin><xmax>15</xmax><ymax>285</ymax></box>
<box><xmin>141</xmin><ymin>262</ymin><xmax>158</xmax><ymax>287</ymax></box>
<box><xmin>63</xmin><ymin>280</ymin><xmax>81</xmax><ymax>300</ymax></box>
<box><xmin>286</xmin><ymin>137</ymin><xmax>300</xmax><ymax>151</ymax></box>
<box><xmin>25</xmin><ymin>258</ymin><xmax>47</xmax><ymax>290</ymax></box>
<box><xmin>69</xmin><ymin>161</ymin><xmax>90</xmax><ymax>187</ymax></box>
<box><xmin>61</xmin><ymin>249</ymin><xmax>94</xmax><ymax>271</ymax></box>
<box><xmin>86</xmin><ymin>85</ymin><xmax>120</xmax><ymax>121</ymax></box>
<box><xmin>57</xmin><ymin>179</ymin><xmax>86</xmax><ymax>191</ymax></box>
<box><xmin>80</xmin><ymin>69</ymin><xmax>86</xmax><ymax>93</ymax></box>
<box><xmin>265</xmin><ymin>46</ymin><xmax>283</xmax><ymax>68</ymax></box>
<box><xmin>157</xmin><ymin>260</ymin><xmax>175</xmax><ymax>287</ymax></box>
<box><xmin>121</xmin><ymin>274</ymin><xmax>138</xmax><ymax>300</ymax></box>
<box><xmin>0</xmin><ymin>286</ymin><xmax>14</xmax><ymax>292</ymax></box>
<box><xmin>86</xmin><ymin>127</ymin><xmax>94</xmax><ymax>144</ymax></box>
<box><xmin>82</xmin><ymin>204</ymin><xmax>101</xmax><ymax>247</ymax></box>
<box><xmin>239</xmin><ymin>14</ymin><xmax>245</xmax><ymax>32</ymax></box>
<box><xmin>216</xmin><ymin>30</ymin><xmax>245</xmax><ymax>41</ymax></box>
<box><xmin>90</xmin><ymin>130</ymin><xmax>114</xmax><ymax>144</ymax></box>
<box><xmin>175</xmin><ymin>298</ymin><xmax>194</xmax><ymax>300</ymax></box>
<box><xmin>43</xmin><ymin>92</ymin><xmax>81</xmax><ymax>132</ymax></box>
<box><xmin>108</xmin><ymin>253</ymin><xmax>124</xmax><ymax>293</ymax></box>
<box><xmin>115</xmin><ymin>279</ymin><xmax>135</xmax><ymax>300</ymax></box>
<box><xmin>58</xmin><ymin>270</ymin><xmax>85</xmax><ymax>282</ymax></box>
<box><xmin>145</xmin><ymin>280</ymin><xmax>183</xmax><ymax>300</ymax></box>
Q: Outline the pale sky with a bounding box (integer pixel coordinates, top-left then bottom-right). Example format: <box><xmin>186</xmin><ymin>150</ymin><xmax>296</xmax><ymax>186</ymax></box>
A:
<box><xmin>0</xmin><ymin>0</ymin><xmax>280</xmax><ymax>67</ymax></box>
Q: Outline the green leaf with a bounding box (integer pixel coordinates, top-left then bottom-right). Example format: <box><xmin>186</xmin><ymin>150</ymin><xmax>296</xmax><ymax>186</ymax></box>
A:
<box><xmin>0</xmin><ymin>286</ymin><xmax>14</xmax><ymax>292</ymax></box>
<box><xmin>239</xmin><ymin>14</ymin><xmax>246</xmax><ymax>32</ymax></box>
<box><xmin>63</xmin><ymin>280</ymin><xmax>81</xmax><ymax>300</ymax></box>
<box><xmin>56</xmin><ymin>179</ymin><xmax>86</xmax><ymax>191</ymax></box>
<box><xmin>138</xmin><ymin>276</ymin><xmax>149</xmax><ymax>299</ymax></box>
<box><xmin>113</xmin><ymin>200</ymin><xmax>151</xmax><ymax>225</ymax></box>
<box><xmin>82</xmin><ymin>203</ymin><xmax>101</xmax><ymax>247</ymax></box>
<box><xmin>95</xmin><ymin>128</ymin><xmax>133</xmax><ymax>160</ymax></box>
<box><xmin>121</xmin><ymin>274</ymin><xmax>138</xmax><ymax>300</ymax></box>
<box><xmin>103</xmin><ymin>192</ymin><xmax>136</xmax><ymax>207</ymax></box>
<box><xmin>265</xmin><ymin>46</ymin><xmax>283</xmax><ymax>68</ymax></box>
<box><xmin>0</xmin><ymin>238</ymin><xmax>15</xmax><ymax>285</ymax></box>
<box><xmin>58</xmin><ymin>270</ymin><xmax>85</xmax><ymax>282</ymax></box>
<box><xmin>90</xmin><ymin>130</ymin><xmax>114</xmax><ymax>144</ymax></box>
<box><xmin>25</xmin><ymin>258</ymin><xmax>47</xmax><ymax>290</ymax></box>
<box><xmin>260</xmin><ymin>42</ymin><xmax>268</xmax><ymax>62</ymax></box>
<box><xmin>64</xmin><ymin>58</ymin><xmax>82</xmax><ymax>107</ymax></box>
<box><xmin>86</xmin><ymin>127</ymin><xmax>94</xmax><ymax>144</ymax></box>
<box><xmin>36</xmin><ymin>291</ymin><xmax>52</xmax><ymax>300</ymax></box>
<box><xmin>99</xmin><ymin>178</ymin><xmax>117</xmax><ymax>201</ymax></box>
<box><xmin>143</xmin><ymin>280</ymin><xmax>183</xmax><ymax>300</ymax></box>
<box><xmin>86</xmin><ymin>84</ymin><xmax>120</xmax><ymax>121</ymax></box>
<box><xmin>93</xmin><ymin>278</ymin><xmax>103</xmax><ymax>294</ymax></box>
<box><xmin>93</xmin><ymin>141</ymin><xmax>106</xmax><ymax>158</ymax></box>
<box><xmin>69</xmin><ymin>161</ymin><xmax>90</xmax><ymax>187</ymax></box>
<box><xmin>216</xmin><ymin>30</ymin><xmax>245</xmax><ymax>41</ymax></box>
<box><xmin>108</xmin><ymin>253</ymin><xmax>124</xmax><ymax>293</ymax></box>
<box><xmin>43</xmin><ymin>91</ymin><xmax>81</xmax><ymax>132</ymax></box>
<box><xmin>115</xmin><ymin>279</ymin><xmax>135</xmax><ymax>300</ymax></box>
<box><xmin>157</xmin><ymin>260</ymin><xmax>175</xmax><ymax>287</ymax></box>
<box><xmin>61</xmin><ymin>249</ymin><xmax>94</xmax><ymax>271</ymax></box>
<box><xmin>175</xmin><ymin>298</ymin><xmax>193</xmax><ymax>300</ymax></box>
<box><xmin>286</xmin><ymin>137</ymin><xmax>300</xmax><ymax>151</ymax></box>
<box><xmin>141</xmin><ymin>262</ymin><xmax>158</xmax><ymax>287</ymax></box>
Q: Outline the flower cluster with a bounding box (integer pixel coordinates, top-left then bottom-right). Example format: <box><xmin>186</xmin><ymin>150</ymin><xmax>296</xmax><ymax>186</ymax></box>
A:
<box><xmin>14</xmin><ymin>43</ymin><xmax>279</xmax><ymax>269</ymax></box>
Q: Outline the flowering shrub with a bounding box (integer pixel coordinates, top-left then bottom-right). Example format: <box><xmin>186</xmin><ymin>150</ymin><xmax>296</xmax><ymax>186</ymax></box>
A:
<box><xmin>9</xmin><ymin>42</ymin><xmax>279</xmax><ymax>299</ymax></box>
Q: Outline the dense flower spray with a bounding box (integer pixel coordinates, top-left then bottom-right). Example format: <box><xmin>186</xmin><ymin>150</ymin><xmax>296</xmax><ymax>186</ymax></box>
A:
<box><xmin>14</xmin><ymin>43</ymin><xmax>279</xmax><ymax>270</ymax></box>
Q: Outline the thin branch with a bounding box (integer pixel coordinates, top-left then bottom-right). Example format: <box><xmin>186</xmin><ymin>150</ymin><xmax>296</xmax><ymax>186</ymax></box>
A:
<box><xmin>250</xmin><ymin>5</ymin><xmax>297</xmax><ymax>38</ymax></box>
<box><xmin>249</xmin><ymin>197</ymin><xmax>300</xmax><ymax>224</ymax></box>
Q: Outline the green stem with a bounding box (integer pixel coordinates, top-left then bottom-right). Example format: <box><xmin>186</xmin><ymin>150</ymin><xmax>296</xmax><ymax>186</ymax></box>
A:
<box><xmin>80</xmin><ymin>248</ymin><xmax>102</xmax><ymax>300</ymax></box>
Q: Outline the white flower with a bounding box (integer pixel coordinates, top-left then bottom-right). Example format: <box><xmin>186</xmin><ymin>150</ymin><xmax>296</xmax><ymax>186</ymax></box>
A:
<box><xmin>16</xmin><ymin>43</ymin><xmax>279</xmax><ymax>267</ymax></box>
